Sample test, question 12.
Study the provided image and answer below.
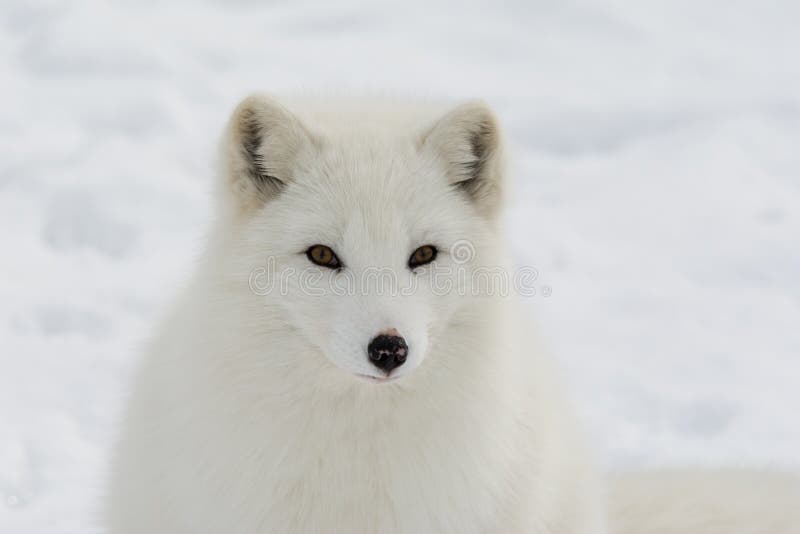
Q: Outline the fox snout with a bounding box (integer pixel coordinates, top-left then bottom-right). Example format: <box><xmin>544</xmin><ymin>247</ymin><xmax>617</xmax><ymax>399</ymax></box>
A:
<box><xmin>368</xmin><ymin>329</ymin><xmax>408</xmax><ymax>374</ymax></box>
<box><xmin>325</xmin><ymin>299</ymin><xmax>427</xmax><ymax>383</ymax></box>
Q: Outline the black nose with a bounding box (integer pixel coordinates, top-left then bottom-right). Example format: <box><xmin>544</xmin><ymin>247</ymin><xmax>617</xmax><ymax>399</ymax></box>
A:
<box><xmin>367</xmin><ymin>335</ymin><xmax>408</xmax><ymax>374</ymax></box>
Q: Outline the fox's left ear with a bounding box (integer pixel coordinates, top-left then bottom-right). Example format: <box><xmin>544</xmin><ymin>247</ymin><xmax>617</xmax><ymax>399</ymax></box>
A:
<box><xmin>419</xmin><ymin>101</ymin><xmax>505</xmax><ymax>218</ymax></box>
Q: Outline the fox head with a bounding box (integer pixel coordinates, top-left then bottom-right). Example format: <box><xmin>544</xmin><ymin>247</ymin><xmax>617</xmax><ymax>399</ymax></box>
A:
<box><xmin>210</xmin><ymin>95</ymin><xmax>509</xmax><ymax>388</ymax></box>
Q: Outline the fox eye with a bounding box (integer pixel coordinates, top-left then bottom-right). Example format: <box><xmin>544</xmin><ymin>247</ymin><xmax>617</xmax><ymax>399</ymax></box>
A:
<box><xmin>306</xmin><ymin>245</ymin><xmax>341</xmax><ymax>269</ymax></box>
<box><xmin>408</xmin><ymin>245</ymin><xmax>438</xmax><ymax>269</ymax></box>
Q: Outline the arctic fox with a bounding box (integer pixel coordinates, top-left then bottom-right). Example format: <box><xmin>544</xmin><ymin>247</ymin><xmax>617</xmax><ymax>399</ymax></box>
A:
<box><xmin>107</xmin><ymin>95</ymin><xmax>799</xmax><ymax>534</ymax></box>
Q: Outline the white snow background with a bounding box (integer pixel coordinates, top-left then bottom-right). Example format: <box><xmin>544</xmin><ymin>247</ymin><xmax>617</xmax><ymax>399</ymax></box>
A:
<box><xmin>1</xmin><ymin>1</ymin><xmax>799</xmax><ymax>532</ymax></box>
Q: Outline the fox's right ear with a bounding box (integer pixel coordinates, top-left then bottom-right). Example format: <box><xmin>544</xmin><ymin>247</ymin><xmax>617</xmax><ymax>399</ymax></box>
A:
<box><xmin>221</xmin><ymin>94</ymin><xmax>319</xmax><ymax>212</ymax></box>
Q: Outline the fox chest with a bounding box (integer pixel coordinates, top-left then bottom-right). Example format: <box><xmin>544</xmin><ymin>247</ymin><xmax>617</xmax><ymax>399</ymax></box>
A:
<box><xmin>189</xmin><ymin>429</ymin><xmax>514</xmax><ymax>534</ymax></box>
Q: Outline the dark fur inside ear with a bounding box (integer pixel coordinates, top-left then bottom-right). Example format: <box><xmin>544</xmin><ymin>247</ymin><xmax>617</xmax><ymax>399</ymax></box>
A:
<box><xmin>420</xmin><ymin>101</ymin><xmax>504</xmax><ymax>217</ymax></box>
<box><xmin>223</xmin><ymin>94</ymin><xmax>318</xmax><ymax>210</ymax></box>
<box><xmin>238</xmin><ymin>106</ymin><xmax>285</xmax><ymax>199</ymax></box>
<box><xmin>457</xmin><ymin>120</ymin><xmax>496</xmax><ymax>198</ymax></box>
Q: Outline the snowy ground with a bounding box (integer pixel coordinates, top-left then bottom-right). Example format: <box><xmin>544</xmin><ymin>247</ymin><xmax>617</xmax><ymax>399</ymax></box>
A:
<box><xmin>1</xmin><ymin>1</ymin><xmax>799</xmax><ymax>532</ymax></box>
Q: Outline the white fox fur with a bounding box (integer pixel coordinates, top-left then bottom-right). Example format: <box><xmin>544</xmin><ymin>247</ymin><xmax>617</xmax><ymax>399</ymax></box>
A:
<box><xmin>106</xmin><ymin>95</ymin><xmax>798</xmax><ymax>534</ymax></box>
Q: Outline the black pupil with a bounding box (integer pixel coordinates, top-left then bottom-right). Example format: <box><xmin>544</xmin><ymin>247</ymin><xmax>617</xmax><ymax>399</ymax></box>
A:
<box><xmin>412</xmin><ymin>246</ymin><xmax>435</xmax><ymax>266</ymax></box>
<box><xmin>310</xmin><ymin>246</ymin><xmax>335</xmax><ymax>267</ymax></box>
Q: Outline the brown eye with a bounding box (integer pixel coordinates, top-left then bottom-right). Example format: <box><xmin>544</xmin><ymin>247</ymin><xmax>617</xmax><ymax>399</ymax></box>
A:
<box><xmin>306</xmin><ymin>245</ymin><xmax>341</xmax><ymax>269</ymax></box>
<box><xmin>408</xmin><ymin>245</ymin><xmax>438</xmax><ymax>269</ymax></box>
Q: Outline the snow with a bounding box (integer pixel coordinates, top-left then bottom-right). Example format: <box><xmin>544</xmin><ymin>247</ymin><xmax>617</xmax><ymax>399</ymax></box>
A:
<box><xmin>1</xmin><ymin>0</ymin><xmax>799</xmax><ymax>532</ymax></box>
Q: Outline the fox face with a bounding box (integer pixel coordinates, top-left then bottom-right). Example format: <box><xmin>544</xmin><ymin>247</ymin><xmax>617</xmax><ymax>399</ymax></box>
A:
<box><xmin>215</xmin><ymin>95</ymin><xmax>506</xmax><ymax>386</ymax></box>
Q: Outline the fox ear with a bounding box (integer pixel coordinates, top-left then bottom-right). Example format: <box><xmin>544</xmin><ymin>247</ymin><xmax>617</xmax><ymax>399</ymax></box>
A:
<box><xmin>221</xmin><ymin>94</ymin><xmax>319</xmax><ymax>211</ymax></box>
<box><xmin>419</xmin><ymin>101</ymin><xmax>504</xmax><ymax>218</ymax></box>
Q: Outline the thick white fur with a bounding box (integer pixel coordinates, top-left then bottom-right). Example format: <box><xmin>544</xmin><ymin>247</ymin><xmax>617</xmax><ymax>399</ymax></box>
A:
<box><xmin>107</xmin><ymin>95</ymin><xmax>797</xmax><ymax>534</ymax></box>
